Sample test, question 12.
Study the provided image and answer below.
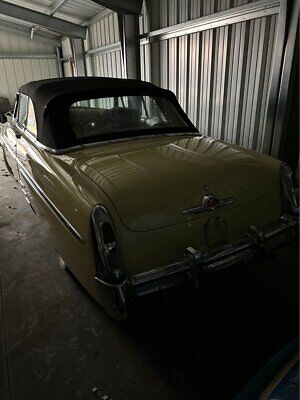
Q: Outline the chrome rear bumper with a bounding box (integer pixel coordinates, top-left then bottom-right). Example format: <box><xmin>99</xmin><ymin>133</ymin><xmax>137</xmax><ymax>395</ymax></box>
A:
<box><xmin>130</xmin><ymin>214</ymin><xmax>298</xmax><ymax>297</ymax></box>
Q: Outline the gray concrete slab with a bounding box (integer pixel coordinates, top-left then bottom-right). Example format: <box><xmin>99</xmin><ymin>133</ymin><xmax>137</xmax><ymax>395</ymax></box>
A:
<box><xmin>0</xmin><ymin>153</ymin><xmax>298</xmax><ymax>400</ymax></box>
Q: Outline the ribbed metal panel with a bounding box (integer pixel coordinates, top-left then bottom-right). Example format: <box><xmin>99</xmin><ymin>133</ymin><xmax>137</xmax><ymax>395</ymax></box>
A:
<box><xmin>1</xmin><ymin>0</ymin><xmax>105</xmax><ymax>26</ymax></box>
<box><xmin>139</xmin><ymin>0</ymin><xmax>149</xmax><ymax>35</ymax></box>
<box><xmin>0</xmin><ymin>58</ymin><xmax>58</xmax><ymax>104</ymax></box>
<box><xmin>140</xmin><ymin>42</ymin><xmax>151</xmax><ymax>82</ymax></box>
<box><xmin>85</xmin><ymin>1</ymin><xmax>279</xmax><ymax>153</ymax></box>
<box><xmin>146</xmin><ymin>0</ymin><xmax>255</xmax><ymax>30</ymax></box>
<box><xmin>141</xmin><ymin>11</ymin><xmax>278</xmax><ymax>152</ymax></box>
<box><xmin>90</xmin><ymin>49</ymin><xmax>124</xmax><ymax>78</ymax></box>
<box><xmin>58</xmin><ymin>0</ymin><xmax>104</xmax><ymax>22</ymax></box>
<box><xmin>87</xmin><ymin>11</ymin><xmax>124</xmax><ymax>78</ymax></box>
<box><xmin>0</xmin><ymin>30</ymin><xmax>56</xmax><ymax>54</ymax></box>
<box><xmin>0</xmin><ymin>14</ymin><xmax>61</xmax><ymax>41</ymax></box>
<box><xmin>89</xmin><ymin>11</ymin><xmax>119</xmax><ymax>48</ymax></box>
<box><xmin>0</xmin><ymin>31</ymin><xmax>58</xmax><ymax>104</ymax></box>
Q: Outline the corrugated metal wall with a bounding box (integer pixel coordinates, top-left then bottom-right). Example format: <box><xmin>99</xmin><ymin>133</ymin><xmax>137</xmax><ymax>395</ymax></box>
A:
<box><xmin>141</xmin><ymin>0</ymin><xmax>258</xmax><ymax>31</ymax></box>
<box><xmin>87</xmin><ymin>11</ymin><xmax>124</xmax><ymax>78</ymax></box>
<box><xmin>0</xmin><ymin>31</ymin><xmax>59</xmax><ymax>106</ymax></box>
<box><xmin>140</xmin><ymin>0</ymin><xmax>279</xmax><ymax>152</ymax></box>
<box><xmin>85</xmin><ymin>0</ymin><xmax>280</xmax><ymax>153</ymax></box>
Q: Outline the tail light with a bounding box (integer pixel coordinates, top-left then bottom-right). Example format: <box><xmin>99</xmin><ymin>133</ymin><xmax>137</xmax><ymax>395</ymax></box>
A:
<box><xmin>280</xmin><ymin>163</ymin><xmax>299</xmax><ymax>214</ymax></box>
<box><xmin>91</xmin><ymin>205</ymin><xmax>126</xmax><ymax>284</ymax></box>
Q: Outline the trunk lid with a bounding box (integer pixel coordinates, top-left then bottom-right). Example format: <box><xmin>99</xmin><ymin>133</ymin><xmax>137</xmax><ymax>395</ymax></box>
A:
<box><xmin>76</xmin><ymin>135</ymin><xmax>269</xmax><ymax>231</ymax></box>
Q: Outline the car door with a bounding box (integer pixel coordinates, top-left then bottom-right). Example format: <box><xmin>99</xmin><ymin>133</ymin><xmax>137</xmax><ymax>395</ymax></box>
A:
<box><xmin>15</xmin><ymin>96</ymin><xmax>41</xmax><ymax>209</ymax></box>
<box><xmin>1</xmin><ymin>94</ymin><xmax>27</xmax><ymax>178</ymax></box>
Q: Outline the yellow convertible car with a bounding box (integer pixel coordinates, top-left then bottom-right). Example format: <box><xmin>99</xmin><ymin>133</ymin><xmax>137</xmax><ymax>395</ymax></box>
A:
<box><xmin>0</xmin><ymin>77</ymin><xmax>298</xmax><ymax>319</ymax></box>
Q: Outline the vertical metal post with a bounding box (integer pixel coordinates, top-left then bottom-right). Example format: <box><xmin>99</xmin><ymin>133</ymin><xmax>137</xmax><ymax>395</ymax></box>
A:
<box><xmin>119</xmin><ymin>13</ymin><xmax>141</xmax><ymax>80</ymax></box>
<box><xmin>262</xmin><ymin>0</ymin><xmax>288</xmax><ymax>154</ymax></box>
<box><xmin>55</xmin><ymin>46</ymin><xmax>64</xmax><ymax>77</ymax></box>
<box><xmin>83</xmin><ymin>29</ymin><xmax>93</xmax><ymax>76</ymax></box>
<box><xmin>148</xmin><ymin>0</ymin><xmax>160</xmax><ymax>85</ymax></box>
<box><xmin>70</xmin><ymin>37</ymin><xmax>88</xmax><ymax>76</ymax></box>
<box><xmin>271</xmin><ymin>0</ymin><xmax>300</xmax><ymax>157</ymax></box>
<box><xmin>70</xmin><ymin>37</ymin><xmax>78</xmax><ymax>76</ymax></box>
<box><xmin>80</xmin><ymin>39</ymin><xmax>88</xmax><ymax>76</ymax></box>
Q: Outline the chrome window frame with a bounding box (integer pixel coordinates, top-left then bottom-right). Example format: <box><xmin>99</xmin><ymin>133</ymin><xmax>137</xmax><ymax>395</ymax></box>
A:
<box><xmin>26</xmin><ymin>97</ymin><xmax>38</xmax><ymax>138</ymax></box>
<box><xmin>15</xmin><ymin>93</ymin><xmax>28</xmax><ymax>131</ymax></box>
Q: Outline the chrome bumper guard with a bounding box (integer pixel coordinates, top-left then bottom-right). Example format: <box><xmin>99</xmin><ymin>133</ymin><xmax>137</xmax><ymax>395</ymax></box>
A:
<box><xmin>130</xmin><ymin>214</ymin><xmax>298</xmax><ymax>297</ymax></box>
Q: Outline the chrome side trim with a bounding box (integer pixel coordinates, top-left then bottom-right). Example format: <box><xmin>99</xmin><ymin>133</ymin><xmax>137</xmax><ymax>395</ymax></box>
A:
<box><xmin>17</xmin><ymin>162</ymin><xmax>84</xmax><ymax>243</ymax></box>
<box><xmin>2</xmin><ymin>137</ymin><xmax>16</xmax><ymax>160</ymax></box>
<box><xmin>5</xmin><ymin>121</ymin><xmax>83</xmax><ymax>243</ymax></box>
<box><xmin>22</xmin><ymin>128</ymin><xmax>37</xmax><ymax>145</ymax></box>
<box><xmin>94</xmin><ymin>275</ymin><xmax>126</xmax><ymax>288</ymax></box>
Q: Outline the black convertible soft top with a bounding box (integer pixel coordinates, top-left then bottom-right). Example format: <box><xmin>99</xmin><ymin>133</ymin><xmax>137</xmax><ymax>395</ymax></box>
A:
<box><xmin>19</xmin><ymin>77</ymin><xmax>158</xmax><ymax>109</ymax></box>
<box><xmin>19</xmin><ymin>77</ymin><xmax>197</xmax><ymax>149</ymax></box>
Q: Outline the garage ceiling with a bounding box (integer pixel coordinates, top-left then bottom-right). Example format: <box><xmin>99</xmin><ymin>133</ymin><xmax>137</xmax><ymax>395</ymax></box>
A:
<box><xmin>0</xmin><ymin>0</ymin><xmax>106</xmax><ymax>43</ymax></box>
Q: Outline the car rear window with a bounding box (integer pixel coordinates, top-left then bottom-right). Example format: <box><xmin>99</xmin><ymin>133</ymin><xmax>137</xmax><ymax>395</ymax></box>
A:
<box><xmin>69</xmin><ymin>95</ymin><xmax>188</xmax><ymax>139</ymax></box>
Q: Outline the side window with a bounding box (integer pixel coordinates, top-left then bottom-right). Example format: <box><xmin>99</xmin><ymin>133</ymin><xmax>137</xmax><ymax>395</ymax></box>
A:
<box><xmin>17</xmin><ymin>95</ymin><xmax>28</xmax><ymax>127</ymax></box>
<box><xmin>26</xmin><ymin>98</ymin><xmax>37</xmax><ymax>137</ymax></box>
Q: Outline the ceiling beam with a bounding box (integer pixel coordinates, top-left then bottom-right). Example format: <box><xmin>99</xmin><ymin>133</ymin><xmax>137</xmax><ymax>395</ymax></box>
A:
<box><xmin>91</xmin><ymin>0</ymin><xmax>143</xmax><ymax>15</ymax></box>
<box><xmin>0</xmin><ymin>1</ymin><xmax>86</xmax><ymax>39</ymax></box>
<box><xmin>31</xmin><ymin>0</ymin><xmax>69</xmax><ymax>37</ymax></box>
<box><xmin>48</xmin><ymin>0</ymin><xmax>69</xmax><ymax>15</ymax></box>
<box><xmin>0</xmin><ymin>19</ymin><xmax>61</xmax><ymax>46</ymax></box>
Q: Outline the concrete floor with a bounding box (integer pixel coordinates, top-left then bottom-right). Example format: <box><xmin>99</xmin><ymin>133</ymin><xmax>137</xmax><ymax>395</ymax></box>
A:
<box><xmin>0</xmin><ymin>154</ymin><xmax>298</xmax><ymax>400</ymax></box>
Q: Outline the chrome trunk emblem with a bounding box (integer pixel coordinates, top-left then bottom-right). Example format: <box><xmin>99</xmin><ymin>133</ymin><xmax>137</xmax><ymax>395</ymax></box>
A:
<box><xmin>182</xmin><ymin>194</ymin><xmax>234</xmax><ymax>214</ymax></box>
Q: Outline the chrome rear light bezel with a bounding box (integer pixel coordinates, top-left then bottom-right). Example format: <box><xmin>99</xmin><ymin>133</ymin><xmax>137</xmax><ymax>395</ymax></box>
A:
<box><xmin>91</xmin><ymin>205</ymin><xmax>126</xmax><ymax>284</ymax></box>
